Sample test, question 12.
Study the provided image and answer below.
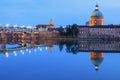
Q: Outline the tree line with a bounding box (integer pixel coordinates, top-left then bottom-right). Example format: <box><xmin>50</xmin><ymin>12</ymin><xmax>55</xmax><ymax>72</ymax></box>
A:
<box><xmin>58</xmin><ymin>40</ymin><xmax>79</xmax><ymax>54</ymax></box>
<box><xmin>58</xmin><ymin>24</ymin><xmax>79</xmax><ymax>37</ymax></box>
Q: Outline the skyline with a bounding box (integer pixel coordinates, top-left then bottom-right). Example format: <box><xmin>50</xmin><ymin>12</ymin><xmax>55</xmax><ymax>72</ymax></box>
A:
<box><xmin>0</xmin><ymin>0</ymin><xmax>120</xmax><ymax>27</ymax></box>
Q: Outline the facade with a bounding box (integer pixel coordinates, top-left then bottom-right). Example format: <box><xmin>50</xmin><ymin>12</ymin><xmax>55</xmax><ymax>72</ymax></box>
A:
<box><xmin>90</xmin><ymin>5</ymin><xmax>104</xmax><ymax>26</ymax></box>
<box><xmin>78</xmin><ymin>25</ymin><xmax>120</xmax><ymax>38</ymax></box>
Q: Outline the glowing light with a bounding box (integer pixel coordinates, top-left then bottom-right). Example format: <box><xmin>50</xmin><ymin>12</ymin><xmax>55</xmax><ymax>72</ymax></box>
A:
<box><xmin>20</xmin><ymin>50</ymin><xmax>23</xmax><ymax>53</ymax></box>
<box><xmin>21</xmin><ymin>25</ymin><xmax>25</xmax><ymax>28</ymax></box>
<box><xmin>62</xmin><ymin>26</ymin><xmax>65</xmax><ymax>28</ymax></box>
<box><xmin>6</xmin><ymin>54</ymin><xmax>9</xmax><ymax>58</ymax></box>
<box><xmin>38</xmin><ymin>47</ymin><xmax>40</xmax><ymax>49</ymax></box>
<box><xmin>13</xmin><ymin>24</ymin><xmax>18</xmax><ymax>28</ymax></box>
<box><xmin>5</xmin><ymin>24</ymin><xmax>9</xmax><ymax>27</ymax></box>
<box><xmin>34</xmin><ymin>49</ymin><xmax>36</xmax><ymax>52</ymax></box>
<box><xmin>95</xmin><ymin>5</ymin><xmax>99</xmax><ymax>10</ymax></box>
<box><xmin>13</xmin><ymin>51</ymin><xmax>16</xmax><ymax>54</ymax></box>
<box><xmin>27</xmin><ymin>26</ymin><xmax>29</xmax><ymax>29</ymax></box>
<box><xmin>27</xmin><ymin>25</ymin><xmax>32</xmax><ymax>29</ymax></box>
<box><xmin>5</xmin><ymin>52</ymin><xmax>9</xmax><ymax>58</ymax></box>
<box><xmin>13</xmin><ymin>51</ymin><xmax>17</xmax><ymax>56</ymax></box>
<box><xmin>26</xmin><ymin>49</ymin><xmax>29</xmax><ymax>51</ymax></box>
<box><xmin>29</xmin><ymin>50</ymin><xmax>31</xmax><ymax>53</ymax></box>
<box><xmin>14</xmin><ymin>53</ymin><xmax>17</xmax><ymax>56</ymax></box>
<box><xmin>40</xmin><ymin>48</ymin><xmax>42</xmax><ymax>51</ymax></box>
<box><xmin>95</xmin><ymin>66</ymin><xmax>99</xmax><ymax>70</ymax></box>
<box><xmin>5</xmin><ymin>52</ymin><xmax>8</xmax><ymax>55</ymax></box>
<box><xmin>46</xmin><ymin>47</ymin><xmax>48</xmax><ymax>50</ymax></box>
<box><xmin>22</xmin><ymin>52</ymin><xmax>24</xmax><ymax>55</ymax></box>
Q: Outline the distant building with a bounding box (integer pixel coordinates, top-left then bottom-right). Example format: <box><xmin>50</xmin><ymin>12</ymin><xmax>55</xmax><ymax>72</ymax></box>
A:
<box><xmin>90</xmin><ymin>5</ymin><xmax>104</xmax><ymax>26</ymax></box>
<box><xmin>36</xmin><ymin>19</ymin><xmax>54</xmax><ymax>30</ymax></box>
<box><xmin>85</xmin><ymin>21</ymin><xmax>89</xmax><ymax>26</ymax></box>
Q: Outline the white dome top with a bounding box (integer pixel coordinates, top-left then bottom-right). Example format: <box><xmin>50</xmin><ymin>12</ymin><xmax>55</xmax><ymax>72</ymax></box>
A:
<box><xmin>91</xmin><ymin>5</ymin><xmax>103</xmax><ymax>18</ymax></box>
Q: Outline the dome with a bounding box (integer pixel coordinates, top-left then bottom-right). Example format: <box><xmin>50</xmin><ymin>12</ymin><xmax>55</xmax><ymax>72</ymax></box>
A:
<box><xmin>91</xmin><ymin>58</ymin><xmax>104</xmax><ymax>71</ymax></box>
<box><xmin>91</xmin><ymin>5</ymin><xmax>103</xmax><ymax>18</ymax></box>
<box><xmin>91</xmin><ymin>58</ymin><xmax>103</xmax><ymax>66</ymax></box>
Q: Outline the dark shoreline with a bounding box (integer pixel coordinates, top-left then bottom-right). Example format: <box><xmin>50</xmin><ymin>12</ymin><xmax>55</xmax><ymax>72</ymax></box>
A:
<box><xmin>44</xmin><ymin>37</ymin><xmax>120</xmax><ymax>41</ymax></box>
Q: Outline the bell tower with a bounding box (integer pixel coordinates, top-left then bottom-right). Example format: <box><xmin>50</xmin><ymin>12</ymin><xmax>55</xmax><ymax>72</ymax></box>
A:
<box><xmin>49</xmin><ymin>19</ymin><xmax>54</xmax><ymax>28</ymax></box>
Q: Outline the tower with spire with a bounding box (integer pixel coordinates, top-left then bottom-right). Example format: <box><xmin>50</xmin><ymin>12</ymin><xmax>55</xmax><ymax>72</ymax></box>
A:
<box><xmin>49</xmin><ymin>19</ymin><xmax>54</xmax><ymax>28</ymax></box>
<box><xmin>36</xmin><ymin>19</ymin><xmax>54</xmax><ymax>30</ymax></box>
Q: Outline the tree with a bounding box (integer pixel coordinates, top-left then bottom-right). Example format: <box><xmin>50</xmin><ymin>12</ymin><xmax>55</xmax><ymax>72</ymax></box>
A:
<box><xmin>71</xmin><ymin>24</ymin><xmax>79</xmax><ymax>37</ymax></box>
<box><xmin>58</xmin><ymin>26</ymin><xmax>65</xmax><ymax>36</ymax></box>
<box><xmin>58</xmin><ymin>24</ymin><xmax>79</xmax><ymax>37</ymax></box>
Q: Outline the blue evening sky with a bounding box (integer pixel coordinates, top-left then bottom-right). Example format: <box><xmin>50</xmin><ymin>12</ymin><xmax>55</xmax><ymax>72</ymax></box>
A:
<box><xmin>0</xmin><ymin>0</ymin><xmax>119</xmax><ymax>27</ymax></box>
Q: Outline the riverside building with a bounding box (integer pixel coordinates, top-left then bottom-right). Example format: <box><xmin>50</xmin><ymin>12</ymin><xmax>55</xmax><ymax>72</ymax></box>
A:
<box><xmin>78</xmin><ymin>5</ymin><xmax>120</xmax><ymax>39</ymax></box>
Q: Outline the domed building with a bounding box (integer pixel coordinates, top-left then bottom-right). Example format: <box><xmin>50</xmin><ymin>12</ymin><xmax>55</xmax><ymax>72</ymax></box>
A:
<box><xmin>90</xmin><ymin>52</ymin><xmax>104</xmax><ymax>71</ymax></box>
<box><xmin>90</xmin><ymin>5</ymin><xmax>104</xmax><ymax>26</ymax></box>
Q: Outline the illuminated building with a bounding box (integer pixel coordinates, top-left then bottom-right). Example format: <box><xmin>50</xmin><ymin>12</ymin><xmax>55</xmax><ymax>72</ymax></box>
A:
<box><xmin>36</xmin><ymin>19</ymin><xmax>54</xmax><ymax>30</ymax></box>
<box><xmin>1</xmin><ymin>28</ymin><xmax>6</xmax><ymax>41</ymax></box>
<box><xmin>90</xmin><ymin>5</ymin><xmax>104</xmax><ymax>26</ymax></box>
<box><xmin>78</xmin><ymin>4</ymin><xmax>120</xmax><ymax>39</ymax></box>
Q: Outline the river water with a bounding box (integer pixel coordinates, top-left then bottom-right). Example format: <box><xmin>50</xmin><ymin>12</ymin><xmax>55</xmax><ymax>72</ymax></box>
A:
<box><xmin>0</xmin><ymin>39</ymin><xmax>120</xmax><ymax>80</ymax></box>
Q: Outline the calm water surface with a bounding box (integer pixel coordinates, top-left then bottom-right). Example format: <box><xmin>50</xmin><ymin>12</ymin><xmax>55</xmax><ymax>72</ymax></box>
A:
<box><xmin>0</xmin><ymin>39</ymin><xmax>120</xmax><ymax>80</ymax></box>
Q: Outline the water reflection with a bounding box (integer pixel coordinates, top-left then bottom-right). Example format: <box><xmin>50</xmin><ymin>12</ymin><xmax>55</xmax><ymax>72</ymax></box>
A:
<box><xmin>90</xmin><ymin>52</ymin><xmax>104</xmax><ymax>71</ymax></box>
<box><xmin>0</xmin><ymin>38</ymin><xmax>120</xmax><ymax>80</ymax></box>
<box><xmin>58</xmin><ymin>40</ymin><xmax>120</xmax><ymax>53</ymax></box>
<box><xmin>1</xmin><ymin>39</ymin><xmax>120</xmax><ymax>54</ymax></box>
<box><xmin>58</xmin><ymin>40</ymin><xmax>79</xmax><ymax>54</ymax></box>
<box><xmin>0</xmin><ymin>39</ymin><xmax>120</xmax><ymax>71</ymax></box>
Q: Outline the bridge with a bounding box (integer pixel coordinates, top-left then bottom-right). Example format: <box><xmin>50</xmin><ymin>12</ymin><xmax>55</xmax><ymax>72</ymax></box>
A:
<box><xmin>0</xmin><ymin>43</ymin><xmax>50</xmax><ymax>58</ymax></box>
<box><xmin>0</xmin><ymin>26</ymin><xmax>47</xmax><ymax>33</ymax></box>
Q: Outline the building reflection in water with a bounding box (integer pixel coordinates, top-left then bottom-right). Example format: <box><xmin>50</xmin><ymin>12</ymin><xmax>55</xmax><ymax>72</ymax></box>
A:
<box><xmin>49</xmin><ymin>46</ymin><xmax>53</xmax><ymax>53</ymax></box>
<box><xmin>21</xmin><ymin>39</ymin><xmax>26</xmax><ymax>47</ymax></box>
<box><xmin>90</xmin><ymin>52</ymin><xmax>104</xmax><ymax>71</ymax></box>
<box><xmin>31</xmin><ymin>39</ymin><xmax>35</xmax><ymax>49</ymax></box>
<box><xmin>1</xmin><ymin>39</ymin><xmax>120</xmax><ymax>71</ymax></box>
<box><xmin>1</xmin><ymin>40</ymin><xmax>6</xmax><ymax>53</ymax></box>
